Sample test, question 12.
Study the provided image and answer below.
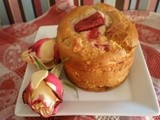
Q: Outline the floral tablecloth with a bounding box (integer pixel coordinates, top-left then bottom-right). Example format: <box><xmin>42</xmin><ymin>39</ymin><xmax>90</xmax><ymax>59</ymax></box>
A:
<box><xmin>0</xmin><ymin>1</ymin><xmax>160</xmax><ymax>120</ymax></box>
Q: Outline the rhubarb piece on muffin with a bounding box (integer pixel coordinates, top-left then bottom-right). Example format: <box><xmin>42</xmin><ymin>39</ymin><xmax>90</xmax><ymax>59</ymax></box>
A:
<box><xmin>57</xmin><ymin>3</ymin><xmax>138</xmax><ymax>92</ymax></box>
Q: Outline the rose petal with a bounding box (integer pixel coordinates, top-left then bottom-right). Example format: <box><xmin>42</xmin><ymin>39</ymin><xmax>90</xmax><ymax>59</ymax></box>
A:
<box><xmin>30</xmin><ymin>70</ymin><xmax>48</xmax><ymax>89</ymax></box>
<box><xmin>45</xmin><ymin>73</ymin><xmax>63</xmax><ymax>99</ymax></box>
<box><xmin>29</xmin><ymin>38</ymin><xmax>50</xmax><ymax>52</ymax></box>
<box><xmin>38</xmin><ymin>39</ymin><xmax>55</xmax><ymax>63</ymax></box>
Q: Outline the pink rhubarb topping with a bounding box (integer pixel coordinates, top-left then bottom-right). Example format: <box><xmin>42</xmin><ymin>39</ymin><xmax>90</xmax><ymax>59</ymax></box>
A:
<box><xmin>74</xmin><ymin>12</ymin><xmax>104</xmax><ymax>32</ymax></box>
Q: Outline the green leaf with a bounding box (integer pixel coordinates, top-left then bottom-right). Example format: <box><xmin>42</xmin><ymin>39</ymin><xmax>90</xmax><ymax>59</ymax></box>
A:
<box><xmin>29</xmin><ymin>54</ymin><xmax>47</xmax><ymax>70</ymax></box>
<box><xmin>50</xmin><ymin>63</ymin><xmax>63</xmax><ymax>77</ymax></box>
<box><xmin>62</xmin><ymin>79</ymin><xmax>79</xmax><ymax>99</ymax></box>
<box><xmin>33</xmin><ymin>56</ymin><xmax>47</xmax><ymax>70</ymax></box>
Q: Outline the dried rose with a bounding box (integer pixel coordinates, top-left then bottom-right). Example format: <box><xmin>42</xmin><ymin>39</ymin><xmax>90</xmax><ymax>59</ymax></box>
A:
<box><xmin>23</xmin><ymin>70</ymin><xmax>63</xmax><ymax>118</ymax></box>
<box><xmin>21</xmin><ymin>38</ymin><xmax>61</xmax><ymax>64</ymax></box>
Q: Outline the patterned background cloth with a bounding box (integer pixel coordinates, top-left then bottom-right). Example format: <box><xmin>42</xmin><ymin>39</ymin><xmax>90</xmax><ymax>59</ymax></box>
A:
<box><xmin>0</xmin><ymin>1</ymin><xmax>160</xmax><ymax>120</ymax></box>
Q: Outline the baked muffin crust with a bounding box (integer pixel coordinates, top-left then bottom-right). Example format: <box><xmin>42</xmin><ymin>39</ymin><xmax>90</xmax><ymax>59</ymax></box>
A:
<box><xmin>57</xmin><ymin>3</ymin><xmax>138</xmax><ymax>91</ymax></box>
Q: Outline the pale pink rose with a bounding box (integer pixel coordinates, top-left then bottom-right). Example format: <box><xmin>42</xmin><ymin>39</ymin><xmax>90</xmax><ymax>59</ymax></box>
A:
<box><xmin>21</xmin><ymin>38</ymin><xmax>60</xmax><ymax>64</ymax></box>
<box><xmin>23</xmin><ymin>70</ymin><xmax>63</xmax><ymax>118</ymax></box>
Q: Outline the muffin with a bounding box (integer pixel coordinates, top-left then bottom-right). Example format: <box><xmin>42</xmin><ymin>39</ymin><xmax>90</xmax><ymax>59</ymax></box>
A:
<box><xmin>57</xmin><ymin>3</ymin><xmax>138</xmax><ymax>91</ymax></box>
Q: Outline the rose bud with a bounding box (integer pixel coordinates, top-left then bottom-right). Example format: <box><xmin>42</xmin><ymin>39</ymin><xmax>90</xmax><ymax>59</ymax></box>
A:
<box><xmin>23</xmin><ymin>70</ymin><xmax>63</xmax><ymax>118</ymax></box>
<box><xmin>21</xmin><ymin>38</ymin><xmax>61</xmax><ymax>64</ymax></box>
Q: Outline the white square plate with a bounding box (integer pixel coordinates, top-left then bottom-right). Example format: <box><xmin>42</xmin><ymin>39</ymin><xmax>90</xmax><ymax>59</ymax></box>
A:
<box><xmin>15</xmin><ymin>25</ymin><xmax>160</xmax><ymax>117</ymax></box>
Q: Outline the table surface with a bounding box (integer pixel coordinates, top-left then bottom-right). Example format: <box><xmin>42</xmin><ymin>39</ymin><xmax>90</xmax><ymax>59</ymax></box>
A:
<box><xmin>0</xmin><ymin>2</ymin><xmax>160</xmax><ymax>120</ymax></box>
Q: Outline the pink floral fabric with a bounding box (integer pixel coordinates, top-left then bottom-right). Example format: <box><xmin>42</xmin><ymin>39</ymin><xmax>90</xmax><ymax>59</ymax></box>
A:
<box><xmin>0</xmin><ymin>1</ymin><xmax>160</xmax><ymax>120</ymax></box>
